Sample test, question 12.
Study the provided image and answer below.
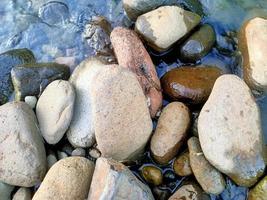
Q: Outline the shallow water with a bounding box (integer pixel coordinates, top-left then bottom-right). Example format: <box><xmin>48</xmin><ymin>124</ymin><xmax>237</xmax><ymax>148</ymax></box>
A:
<box><xmin>0</xmin><ymin>0</ymin><xmax>266</xmax><ymax>199</ymax></box>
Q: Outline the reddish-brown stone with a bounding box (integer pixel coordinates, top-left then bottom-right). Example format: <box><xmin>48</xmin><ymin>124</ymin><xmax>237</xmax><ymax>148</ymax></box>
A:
<box><xmin>111</xmin><ymin>27</ymin><xmax>162</xmax><ymax>118</ymax></box>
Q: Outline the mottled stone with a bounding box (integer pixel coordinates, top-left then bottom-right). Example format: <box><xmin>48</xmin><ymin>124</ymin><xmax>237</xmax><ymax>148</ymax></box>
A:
<box><xmin>88</xmin><ymin>157</ymin><xmax>154</xmax><ymax>200</ymax></box>
<box><xmin>135</xmin><ymin>6</ymin><xmax>201</xmax><ymax>52</ymax></box>
<box><xmin>150</xmin><ymin>102</ymin><xmax>190</xmax><ymax>164</ymax></box>
<box><xmin>141</xmin><ymin>165</ymin><xmax>163</xmax><ymax>186</ymax></box>
<box><xmin>161</xmin><ymin>66</ymin><xmax>222</xmax><ymax>104</ymax></box>
<box><xmin>198</xmin><ymin>75</ymin><xmax>266</xmax><ymax>187</ymax></box>
<box><xmin>111</xmin><ymin>27</ymin><xmax>162</xmax><ymax>117</ymax></box>
<box><xmin>33</xmin><ymin>157</ymin><xmax>95</xmax><ymax>200</ymax></box>
<box><xmin>173</xmin><ymin>151</ymin><xmax>192</xmax><ymax>177</ymax></box>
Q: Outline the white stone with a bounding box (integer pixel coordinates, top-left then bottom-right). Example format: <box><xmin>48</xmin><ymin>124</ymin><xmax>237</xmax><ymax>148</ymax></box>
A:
<box><xmin>24</xmin><ymin>96</ymin><xmax>37</xmax><ymax>109</ymax></box>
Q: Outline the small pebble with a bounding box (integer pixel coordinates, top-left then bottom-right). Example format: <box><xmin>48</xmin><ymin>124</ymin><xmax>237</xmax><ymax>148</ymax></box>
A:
<box><xmin>173</xmin><ymin>151</ymin><xmax>193</xmax><ymax>177</ymax></box>
<box><xmin>12</xmin><ymin>187</ymin><xmax>32</xmax><ymax>200</ymax></box>
<box><xmin>88</xmin><ymin>148</ymin><xmax>101</xmax><ymax>159</ymax></box>
<box><xmin>57</xmin><ymin>151</ymin><xmax>68</xmax><ymax>160</ymax></box>
<box><xmin>141</xmin><ymin>166</ymin><xmax>163</xmax><ymax>186</ymax></box>
<box><xmin>47</xmin><ymin>153</ymin><xmax>57</xmax><ymax>169</ymax></box>
<box><xmin>24</xmin><ymin>96</ymin><xmax>37</xmax><ymax>109</ymax></box>
<box><xmin>72</xmin><ymin>148</ymin><xmax>86</xmax><ymax>157</ymax></box>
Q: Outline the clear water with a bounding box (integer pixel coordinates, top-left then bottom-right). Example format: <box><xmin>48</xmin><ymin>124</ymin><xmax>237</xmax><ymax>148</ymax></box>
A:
<box><xmin>0</xmin><ymin>0</ymin><xmax>266</xmax><ymax>199</ymax></box>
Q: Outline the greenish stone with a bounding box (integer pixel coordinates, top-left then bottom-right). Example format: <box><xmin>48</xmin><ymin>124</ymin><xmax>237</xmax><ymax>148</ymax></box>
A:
<box><xmin>0</xmin><ymin>181</ymin><xmax>14</xmax><ymax>200</ymax></box>
<box><xmin>248</xmin><ymin>176</ymin><xmax>267</xmax><ymax>200</ymax></box>
<box><xmin>179</xmin><ymin>24</ymin><xmax>216</xmax><ymax>62</ymax></box>
<box><xmin>141</xmin><ymin>165</ymin><xmax>163</xmax><ymax>186</ymax></box>
<box><xmin>0</xmin><ymin>49</ymin><xmax>35</xmax><ymax>105</ymax></box>
<box><xmin>11</xmin><ymin>63</ymin><xmax>70</xmax><ymax>100</ymax></box>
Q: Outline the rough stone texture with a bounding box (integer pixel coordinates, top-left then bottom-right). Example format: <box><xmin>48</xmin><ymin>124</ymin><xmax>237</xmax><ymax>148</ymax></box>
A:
<box><xmin>88</xmin><ymin>157</ymin><xmax>155</xmax><ymax>200</ymax></box>
<box><xmin>123</xmin><ymin>0</ymin><xmax>177</xmax><ymax>21</ymax></box>
<box><xmin>198</xmin><ymin>75</ymin><xmax>266</xmax><ymax>187</ymax></box>
<box><xmin>169</xmin><ymin>183</ymin><xmax>210</xmax><ymax>200</ymax></box>
<box><xmin>180</xmin><ymin>24</ymin><xmax>216</xmax><ymax>62</ymax></box>
<box><xmin>33</xmin><ymin>157</ymin><xmax>95</xmax><ymax>200</ymax></box>
<box><xmin>92</xmin><ymin>65</ymin><xmax>152</xmax><ymax>161</ymax></box>
<box><xmin>161</xmin><ymin>66</ymin><xmax>222</xmax><ymax>104</ymax></box>
<box><xmin>67</xmin><ymin>58</ymin><xmax>106</xmax><ymax>148</ymax></box>
<box><xmin>37</xmin><ymin>80</ymin><xmax>75</xmax><ymax>144</ymax></box>
<box><xmin>12</xmin><ymin>187</ymin><xmax>32</xmax><ymax>200</ymax></box>
<box><xmin>150</xmin><ymin>102</ymin><xmax>190</xmax><ymax>164</ymax></box>
<box><xmin>173</xmin><ymin>151</ymin><xmax>192</xmax><ymax>177</ymax></box>
<box><xmin>239</xmin><ymin>17</ymin><xmax>267</xmax><ymax>92</ymax></box>
<box><xmin>0</xmin><ymin>181</ymin><xmax>14</xmax><ymax>200</ymax></box>
<box><xmin>188</xmin><ymin>137</ymin><xmax>225</xmax><ymax>195</ymax></box>
<box><xmin>111</xmin><ymin>27</ymin><xmax>162</xmax><ymax>117</ymax></box>
<box><xmin>135</xmin><ymin>6</ymin><xmax>201</xmax><ymax>52</ymax></box>
<box><xmin>0</xmin><ymin>102</ymin><xmax>47</xmax><ymax>187</ymax></box>
<box><xmin>248</xmin><ymin>176</ymin><xmax>267</xmax><ymax>200</ymax></box>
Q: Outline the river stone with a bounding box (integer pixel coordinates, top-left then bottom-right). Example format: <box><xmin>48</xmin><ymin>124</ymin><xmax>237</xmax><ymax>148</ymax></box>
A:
<box><xmin>198</xmin><ymin>75</ymin><xmax>266</xmax><ymax>187</ymax></box>
<box><xmin>161</xmin><ymin>66</ymin><xmax>222</xmax><ymax>104</ymax></box>
<box><xmin>110</xmin><ymin>27</ymin><xmax>162</xmax><ymax>117</ymax></box>
<box><xmin>248</xmin><ymin>176</ymin><xmax>267</xmax><ymax>200</ymax></box>
<box><xmin>173</xmin><ymin>150</ymin><xmax>192</xmax><ymax>177</ymax></box>
<box><xmin>123</xmin><ymin>0</ymin><xmax>177</xmax><ymax>21</ymax></box>
<box><xmin>12</xmin><ymin>187</ymin><xmax>32</xmax><ymax>200</ymax></box>
<box><xmin>0</xmin><ymin>102</ymin><xmax>47</xmax><ymax>187</ymax></box>
<box><xmin>135</xmin><ymin>6</ymin><xmax>201</xmax><ymax>52</ymax></box>
<box><xmin>0</xmin><ymin>48</ymin><xmax>35</xmax><ymax>105</ymax></box>
<box><xmin>0</xmin><ymin>181</ymin><xmax>14</xmax><ymax>200</ymax></box>
<box><xmin>67</xmin><ymin>58</ymin><xmax>106</xmax><ymax>148</ymax></box>
<box><xmin>179</xmin><ymin>24</ymin><xmax>216</xmax><ymax>62</ymax></box>
<box><xmin>169</xmin><ymin>183</ymin><xmax>210</xmax><ymax>200</ymax></box>
<box><xmin>33</xmin><ymin>157</ymin><xmax>95</xmax><ymax>200</ymax></box>
<box><xmin>141</xmin><ymin>165</ymin><xmax>163</xmax><ymax>186</ymax></box>
<box><xmin>188</xmin><ymin>137</ymin><xmax>225</xmax><ymax>195</ymax></box>
<box><xmin>239</xmin><ymin>17</ymin><xmax>267</xmax><ymax>92</ymax></box>
<box><xmin>92</xmin><ymin>65</ymin><xmax>152</xmax><ymax>161</ymax></box>
<box><xmin>150</xmin><ymin>102</ymin><xmax>190</xmax><ymax>164</ymax></box>
<box><xmin>88</xmin><ymin>157</ymin><xmax>155</xmax><ymax>200</ymax></box>
<box><xmin>36</xmin><ymin>80</ymin><xmax>75</xmax><ymax>144</ymax></box>
<box><xmin>11</xmin><ymin>62</ymin><xmax>70</xmax><ymax>101</ymax></box>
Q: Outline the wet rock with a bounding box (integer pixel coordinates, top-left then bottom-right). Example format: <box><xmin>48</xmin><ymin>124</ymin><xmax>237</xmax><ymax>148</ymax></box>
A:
<box><xmin>141</xmin><ymin>165</ymin><xmax>163</xmax><ymax>186</ymax></box>
<box><xmin>169</xmin><ymin>183</ymin><xmax>210</xmax><ymax>200</ymax></box>
<box><xmin>12</xmin><ymin>187</ymin><xmax>32</xmax><ymax>200</ymax></box>
<box><xmin>92</xmin><ymin>65</ymin><xmax>152</xmax><ymax>161</ymax></box>
<box><xmin>36</xmin><ymin>80</ymin><xmax>75</xmax><ymax>144</ymax></box>
<box><xmin>188</xmin><ymin>137</ymin><xmax>225</xmax><ymax>195</ymax></box>
<box><xmin>150</xmin><ymin>102</ymin><xmax>190</xmax><ymax>164</ymax></box>
<box><xmin>67</xmin><ymin>58</ymin><xmax>106</xmax><ymax>148</ymax></box>
<box><xmin>33</xmin><ymin>157</ymin><xmax>95</xmax><ymax>200</ymax></box>
<box><xmin>88</xmin><ymin>157</ymin><xmax>154</xmax><ymax>200</ymax></box>
<box><xmin>239</xmin><ymin>17</ymin><xmax>267</xmax><ymax>92</ymax></box>
<box><xmin>111</xmin><ymin>27</ymin><xmax>162</xmax><ymax>117</ymax></box>
<box><xmin>0</xmin><ymin>181</ymin><xmax>14</xmax><ymax>200</ymax></box>
<box><xmin>179</xmin><ymin>24</ymin><xmax>216</xmax><ymax>62</ymax></box>
<box><xmin>248</xmin><ymin>176</ymin><xmax>267</xmax><ymax>200</ymax></box>
<box><xmin>39</xmin><ymin>1</ymin><xmax>70</xmax><ymax>26</ymax></box>
<box><xmin>11</xmin><ymin>62</ymin><xmax>70</xmax><ymax>101</ymax></box>
<box><xmin>161</xmin><ymin>66</ymin><xmax>222</xmax><ymax>104</ymax></box>
<box><xmin>0</xmin><ymin>48</ymin><xmax>35</xmax><ymax>105</ymax></box>
<box><xmin>0</xmin><ymin>102</ymin><xmax>47</xmax><ymax>187</ymax></box>
<box><xmin>152</xmin><ymin>187</ymin><xmax>171</xmax><ymax>200</ymax></box>
<box><xmin>135</xmin><ymin>6</ymin><xmax>201</xmax><ymax>52</ymax></box>
<box><xmin>173</xmin><ymin>150</ymin><xmax>192</xmax><ymax>177</ymax></box>
<box><xmin>198</xmin><ymin>75</ymin><xmax>266</xmax><ymax>187</ymax></box>
<box><xmin>24</xmin><ymin>96</ymin><xmax>37</xmax><ymax>109</ymax></box>
<box><xmin>72</xmin><ymin>148</ymin><xmax>86</xmax><ymax>157</ymax></box>
<box><xmin>123</xmin><ymin>0</ymin><xmax>177</xmax><ymax>21</ymax></box>
<box><xmin>83</xmin><ymin>16</ymin><xmax>115</xmax><ymax>63</ymax></box>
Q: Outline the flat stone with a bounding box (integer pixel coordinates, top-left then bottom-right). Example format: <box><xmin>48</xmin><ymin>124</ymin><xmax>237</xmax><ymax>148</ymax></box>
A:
<box><xmin>135</xmin><ymin>6</ymin><xmax>201</xmax><ymax>52</ymax></box>
<box><xmin>248</xmin><ymin>176</ymin><xmax>267</xmax><ymax>200</ymax></box>
<box><xmin>169</xmin><ymin>183</ymin><xmax>210</xmax><ymax>200</ymax></box>
<box><xmin>12</xmin><ymin>187</ymin><xmax>32</xmax><ymax>200</ymax></box>
<box><xmin>33</xmin><ymin>157</ymin><xmax>95</xmax><ymax>200</ymax></box>
<box><xmin>239</xmin><ymin>17</ymin><xmax>267</xmax><ymax>92</ymax></box>
<box><xmin>150</xmin><ymin>102</ymin><xmax>190</xmax><ymax>164</ymax></box>
<box><xmin>179</xmin><ymin>24</ymin><xmax>216</xmax><ymax>62</ymax></box>
<box><xmin>173</xmin><ymin>150</ymin><xmax>192</xmax><ymax>177</ymax></box>
<box><xmin>92</xmin><ymin>65</ymin><xmax>152</xmax><ymax>161</ymax></box>
<box><xmin>36</xmin><ymin>80</ymin><xmax>75</xmax><ymax>144</ymax></box>
<box><xmin>0</xmin><ymin>102</ymin><xmax>47</xmax><ymax>187</ymax></box>
<box><xmin>88</xmin><ymin>157</ymin><xmax>154</xmax><ymax>200</ymax></box>
<box><xmin>198</xmin><ymin>74</ymin><xmax>266</xmax><ymax>187</ymax></box>
<box><xmin>188</xmin><ymin>137</ymin><xmax>225</xmax><ymax>195</ymax></box>
<box><xmin>11</xmin><ymin>62</ymin><xmax>70</xmax><ymax>100</ymax></box>
<box><xmin>161</xmin><ymin>66</ymin><xmax>222</xmax><ymax>104</ymax></box>
<box><xmin>111</xmin><ymin>27</ymin><xmax>162</xmax><ymax>117</ymax></box>
<box><xmin>67</xmin><ymin>58</ymin><xmax>106</xmax><ymax>148</ymax></box>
